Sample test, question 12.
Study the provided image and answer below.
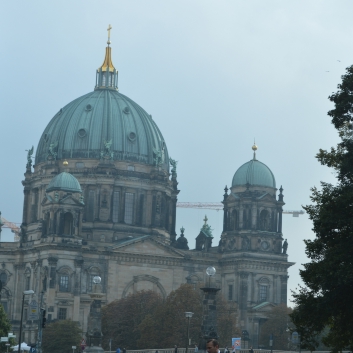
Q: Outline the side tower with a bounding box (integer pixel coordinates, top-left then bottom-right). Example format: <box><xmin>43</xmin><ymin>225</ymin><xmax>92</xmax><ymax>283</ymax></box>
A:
<box><xmin>219</xmin><ymin>145</ymin><xmax>293</xmax><ymax>347</ymax></box>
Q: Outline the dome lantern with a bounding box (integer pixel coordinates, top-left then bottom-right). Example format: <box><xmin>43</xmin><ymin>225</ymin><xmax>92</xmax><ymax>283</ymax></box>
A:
<box><xmin>95</xmin><ymin>25</ymin><xmax>118</xmax><ymax>91</ymax></box>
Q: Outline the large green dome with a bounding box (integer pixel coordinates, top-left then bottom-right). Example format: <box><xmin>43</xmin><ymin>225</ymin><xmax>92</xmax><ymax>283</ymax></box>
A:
<box><xmin>35</xmin><ymin>46</ymin><xmax>169</xmax><ymax>170</ymax></box>
<box><xmin>232</xmin><ymin>158</ymin><xmax>276</xmax><ymax>188</ymax></box>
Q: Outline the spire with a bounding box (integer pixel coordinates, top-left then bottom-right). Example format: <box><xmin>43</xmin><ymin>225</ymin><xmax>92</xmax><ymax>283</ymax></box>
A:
<box><xmin>95</xmin><ymin>25</ymin><xmax>118</xmax><ymax>91</ymax></box>
<box><xmin>252</xmin><ymin>140</ymin><xmax>258</xmax><ymax>160</ymax></box>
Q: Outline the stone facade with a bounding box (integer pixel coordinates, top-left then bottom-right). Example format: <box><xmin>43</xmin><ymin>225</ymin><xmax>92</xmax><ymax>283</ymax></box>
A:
<box><xmin>0</xmin><ymin>44</ymin><xmax>293</xmax><ymax>348</ymax></box>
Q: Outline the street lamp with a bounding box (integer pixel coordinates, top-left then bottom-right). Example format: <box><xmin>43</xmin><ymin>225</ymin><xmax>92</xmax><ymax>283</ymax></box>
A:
<box><xmin>206</xmin><ymin>266</ymin><xmax>216</xmax><ymax>287</ymax></box>
<box><xmin>18</xmin><ymin>290</ymin><xmax>34</xmax><ymax>353</ymax></box>
<box><xmin>185</xmin><ymin>312</ymin><xmax>194</xmax><ymax>353</ymax></box>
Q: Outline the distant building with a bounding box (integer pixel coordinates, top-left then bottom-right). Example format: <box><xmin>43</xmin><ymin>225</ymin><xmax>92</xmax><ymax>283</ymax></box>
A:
<box><xmin>0</xmin><ymin>39</ymin><xmax>293</xmax><ymax>347</ymax></box>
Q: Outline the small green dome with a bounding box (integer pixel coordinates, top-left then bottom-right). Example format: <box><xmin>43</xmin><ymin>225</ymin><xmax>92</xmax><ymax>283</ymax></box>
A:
<box><xmin>232</xmin><ymin>159</ymin><xmax>276</xmax><ymax>188</ymax></box>
<box><xmin>46</xmin><ymin>172</ymin><xmax>82</xmax><ymax>193</ymax></box>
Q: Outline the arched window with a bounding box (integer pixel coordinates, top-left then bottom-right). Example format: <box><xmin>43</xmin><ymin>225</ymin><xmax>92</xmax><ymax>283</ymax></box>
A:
<box><xmin>258</xmin><ymin>277</ymin><xmax>270</xmax><ymax>303</ymax></box>
<box><xmin>259</xmin><ymin>210</ymin><xmax>270</xmax><ymax>231</ymax></box>
<box><xmin>87</xmin><ymin>267</ymin><xmax>101</xmax><ymax>292</ymax></box>
<box><xmin>63</xmin><ymin>212</ymin><xmax>73</xmax><ymax>235</ymax></box>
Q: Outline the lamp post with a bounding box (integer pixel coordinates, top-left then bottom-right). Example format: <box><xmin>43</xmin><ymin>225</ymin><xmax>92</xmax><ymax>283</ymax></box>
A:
<box><xmin>200</xmin><ymin>267</ymin><xmax>220</xmax><ymax>352</ymax></box>
<box><xmin>185</xmin><ymin>312</ymin><xmax>194</xmax><ymax>353</ymax></box>
<box><xmin>18</xmin><ymin>290</ymin><xmax>34</xmax><ymax>353</ymax></box>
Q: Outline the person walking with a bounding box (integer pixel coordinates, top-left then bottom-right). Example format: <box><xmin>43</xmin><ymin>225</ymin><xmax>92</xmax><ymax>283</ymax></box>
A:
<box><xmin>123</xmin><ymin>348</ymin><xmax>126</xmax><ymax>353</ymax></box>
<box><xmin>174</xmin><ymin>345</ymin><xmax>178</xmax><ymax>353</ymax></box>
<box><xmin>194</xmin><ymin>345</ymin><xmax>198</xmax><ymax>353</ymax></box>
<box><xmin>224</xmin><ymin>347</ymin><xmax>228</xmax><ymax>353</ymax></box>
<box><xmin>249</xmin><ymin>346</ymin><xmax>254</xmax><ymax>353</ymax></box>
<box><xmin>116</xmin><ymin>348</ymin><xmax>120</xmax><ymax>353</ymax></box>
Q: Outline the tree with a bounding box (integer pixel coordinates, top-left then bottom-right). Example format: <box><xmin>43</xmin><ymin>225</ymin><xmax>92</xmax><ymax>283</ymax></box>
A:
<box><xmin>102</xmin><ymin>290</ymin><xmax>163</xmax><ymax>349</ymax></box>
<box><xmin>290</xmin><ymin>65</ymin><xmax>353</xmax><ymax>351</ymax></box>
<box><xmin>0</xmin><ymin>304</ymin><xmax>14</xmax><ymax>351</ymax></box>
<box><xmin>152</xmin><ymin>284</ymin><xmax>203</xmax><ymax>348</ymax></box>
<box><xmin>42</xmin><ymin>320</ymin><xmax>82</xmax><ymax>353</ymax></box>
<box><xmin>259</xmin><ymin>304</ymin><xmax>292</xmax><ymax>350</ymax></box>
<box><xmin>217</xmin><ymin>297</ymin><xmax>240</xmax><ymax>348</ymax></box>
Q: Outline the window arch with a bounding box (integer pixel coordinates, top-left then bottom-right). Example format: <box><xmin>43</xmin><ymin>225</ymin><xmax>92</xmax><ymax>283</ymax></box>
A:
<box><xmin>63</xmin><ymin>212</ymin><xmax>73</xmax><ymax>235</ymax></box>
<box><xmin>259</xmin><ymin>210</ymin><xmax>271</xmax><ymax>231</ymax></box>
<box><xmin>258</xmin><ymin>277</ymin><xmax>270</xmax><ymax>303</ymax></box>
<box><xmin>57</xmin><ymin>267</ymin><xmax>73</xmax><ymax>292</ymax></box>
<box><xmin>86</xmin><ymin>267</ymin><xmax>101</xmax><ymax>292</ymax></box>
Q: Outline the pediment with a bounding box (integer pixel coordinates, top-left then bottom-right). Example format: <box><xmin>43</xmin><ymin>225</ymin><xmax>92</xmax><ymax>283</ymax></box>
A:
<box><xmin>251</xmin><ymin>301</ymin><xmax>276</xmax><ymax>312</ymax></box>
<box><xmin>112</xmin><ymin>235</ymin><xmax>185</xmax><ymax>258</ymax></box>
<box><xmin>257</xmin><ymin>193</ymin><xmax>274</xmax><ymax>202</ymax></box>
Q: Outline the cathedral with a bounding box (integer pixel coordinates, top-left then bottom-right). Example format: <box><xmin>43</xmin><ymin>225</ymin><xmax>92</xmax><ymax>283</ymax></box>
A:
<box><xmin>0</xmin><ymin>34</ymin><xmax>293</xmax><ymax>348</ymax></box>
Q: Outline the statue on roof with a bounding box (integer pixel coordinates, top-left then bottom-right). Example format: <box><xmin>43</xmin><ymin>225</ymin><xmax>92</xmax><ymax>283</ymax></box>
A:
<box><xmin>169</xmin><ymin>157</ymin><xmax>178</xmax><ymax>174</ymax></box>
<box><xmin>48</xmin><ymin>141</ymin><xmax>58</xmax><ymax>160</ymax></box>
<box><xmin>282</xmin><ymin>239</ymin><xmax>288</xmax><ymax>254</ymax></box>
<box><xmin>100</xmin><ymin>139</ymin><xmax>114</xmax><ymax>160</ymax></box>
<box><xmin>175</xmin><ymin>226</ymin><xmax>189</xmax><ymax>250</ymax></box>
<box><xmin>26</xmin><ymin>146</ymin><xmax>34</xmax><ymax>170</ymax></box>
<box><xmin>153</xmin><ymin>147</ymin><xmax>162</xmax><ymax>166</ymax></box>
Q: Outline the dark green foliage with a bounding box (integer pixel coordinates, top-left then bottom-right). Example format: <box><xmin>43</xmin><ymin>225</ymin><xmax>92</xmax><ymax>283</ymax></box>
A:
<box><xmin>42</xmin><ymin>320</ymin><xmax>82</xmax><ymax>353</ymax></box>
<box><xmin>259</xmin><ymin>305</ymin><xmax>292</xmax><ymax>350</ymax></box>
<box><xmin>0</xmin><ymin>304</ymin><xmax>14</xmax><ymax>350</ymax></box>
<box><xmin>290</xmin><ymin>65</ymin><xmax>353</xmax><ymax>351</ymax></box>
<box><xmin>102</xmin><ymin>285</ymin><xmax>238</xmax><ymax>349</ymax></box>
<box><xmin>102</xmin><ymin>290</ymin><xmax>162</xmax><ymax>350</ymax></box>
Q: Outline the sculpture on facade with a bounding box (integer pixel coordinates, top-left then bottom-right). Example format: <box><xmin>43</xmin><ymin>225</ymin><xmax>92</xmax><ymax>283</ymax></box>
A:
<box><xmin>26</xmin><ymin>146</ymin><xmax>34</xmax><ymax>170</ymax></box>
<box><xmin>282</xmin><ymin>239</ymin><xmax>288</xmax><ymax>254</ymax></box>
<box><xmin>100</xmin><ymin>139</ymin><xmax>114</xmax><ymax>160</ymax></box>
<box><xmin>47</xmin><ymin>141</ymin><xmax>58</xmax><ymax>160</ymax></box>
<box><xmin>169</xmin><ymin>157</ymin><xmax>178</xmax><ymax>176</ymax></box>
<box><xmin>175</xmin><ymin>226</ymin><xmax>189</xmax><ymax>250</ymax></box>
<box><xmin>153</xmin><ymin>147</ymin><xmax>162</xmax><ymax>166</ymax></box>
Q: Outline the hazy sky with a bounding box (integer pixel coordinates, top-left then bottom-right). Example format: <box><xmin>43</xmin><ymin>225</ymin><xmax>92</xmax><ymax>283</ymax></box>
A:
<box><xmin>1</xmin><ymin>1</ymin><xmax>350</xmax><ymax>303</ymax></box>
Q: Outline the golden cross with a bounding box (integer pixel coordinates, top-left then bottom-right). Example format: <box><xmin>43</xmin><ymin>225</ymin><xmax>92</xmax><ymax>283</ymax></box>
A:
<box><xmin>107</xmin><ymin>24</ymin><xmax>112</xmax><ymax>44</ymax></box>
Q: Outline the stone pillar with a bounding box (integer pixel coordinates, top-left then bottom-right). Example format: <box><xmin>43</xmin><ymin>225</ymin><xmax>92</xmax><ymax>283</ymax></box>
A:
<box><xmin>85</xmin><ymin>281</ymin><xmax>104</xmax><ymax>353</ymax></box>
<box><xmin>280</xmin><ymin>275</ymin><xmax>288</xmax><ymax>304</ymax></box>
<box><xmin>22</xmin><ymin>189</ymin><xmax>30</xmax><ymax>225</ymax></box>
<box><xmin>251</xmin><ymin>204</ymin><xmax>257</xmax><ymax>229</ymax></box>
<box><xmin>278</xmin><ymin>208</ymin><xmax>283</xmax><ymax>233</ymax></box>
<box><xmin>239</xmin><ymin>206</ymin><xmax>243</xmax><ymax>229</ymax></box>
<box><xmin>199</xmin><ymin>286</ymin><xmax>220</xmax><ymax>350</ymax></box>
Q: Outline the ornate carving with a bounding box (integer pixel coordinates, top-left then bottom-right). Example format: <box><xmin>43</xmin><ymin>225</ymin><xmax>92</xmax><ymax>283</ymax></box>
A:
<box><xmin>100</xmin><ymin>139</ymin><xmax>114</xmax><ymax>160</ymax></box>
<box><xmin>47</xmin><ymin>256</ymin><xmax>58</xmax><ymax>266</ymax></box>
<box><xmin>47</xmin><ymin>140</ymin><xmax>58</xmax><ymax>160</ymax></box>
<box><xmin>26</xmin><ymin>146</ymin><xmax>34</xmax><ymax>170</ymax></box>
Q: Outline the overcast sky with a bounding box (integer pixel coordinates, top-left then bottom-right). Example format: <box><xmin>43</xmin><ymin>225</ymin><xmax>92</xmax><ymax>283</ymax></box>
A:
<box><xmin>1</xmin><ymin>1</ymin><xmax>350</xmax><ymax>303</ymax></box>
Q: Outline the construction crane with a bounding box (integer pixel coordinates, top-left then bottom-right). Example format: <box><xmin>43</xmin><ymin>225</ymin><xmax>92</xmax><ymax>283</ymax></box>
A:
<box><xmin>0</xmin><ymin>214</ymin><xmax>21</xmax><ymax>241</ymax></box>
<box><xmin>176</xmin><ymin>202</ymin><xmax>304</xmax><ymax>217</ymax></box>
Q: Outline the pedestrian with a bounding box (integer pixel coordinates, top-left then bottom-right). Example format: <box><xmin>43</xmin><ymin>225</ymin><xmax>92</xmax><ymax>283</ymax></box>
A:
<box><xmin>116</xmin><ymin>348</ymin><xmax>120</xmax><ymax>353</ymax></box>
<box><xmin>123</xmin><ymin>348</ymin><xmax>126</xmax><ymax>353</ymax></box>
<box><xmin>194</xmin><ymin>345</ymin><xmax>198</xmax><ymax>353</ymax></box>
<box><xmin>249</xmin><ymin>346</ymin><xmax>254</xmax><ymax>353</ymax></box>
<box><xmin>206</xmin><ymin>339</ymin><xmax>220</xmax><ymax>353</ymax></box>
<box><xmin>224</xmin><ymin>346</ymin><xmax>228</xmax><ymax>353</ymax></box>
<box><xmin>174</xmin><ymin>345</ymin><xmax>178</xmax><ymax>353</ymax></box>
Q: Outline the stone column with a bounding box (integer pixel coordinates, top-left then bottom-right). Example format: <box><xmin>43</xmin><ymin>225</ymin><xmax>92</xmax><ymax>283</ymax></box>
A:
<box><xmin>199</xmin><ymin>286</ymin><xmax>220</xmax><ymax>350</ymax></box>
<box><xmin>73</xmin><ymin>259</ymin><xmax>84</xmax><ymax>321</ymax></box>
<box><xmin>251</xmin><ymin>204</ymin><xmax>257</xmax><ymax>229</ymax></box>
<box><xmin>239</xmin><ymin>206</ymin><xmax>243</xmax><ymax>229</ymax></box>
